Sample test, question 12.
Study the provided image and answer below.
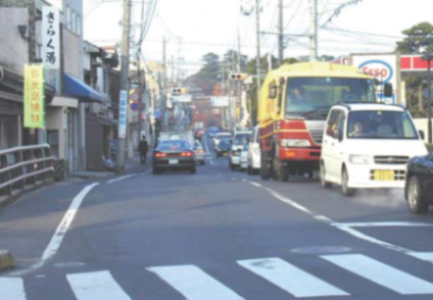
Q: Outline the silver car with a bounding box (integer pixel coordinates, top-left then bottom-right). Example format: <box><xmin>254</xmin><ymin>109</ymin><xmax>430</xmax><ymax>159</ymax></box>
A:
<box><xmin>194</xmin><ymin>140</ymin><xmax>206</xmax><ymax>165</ymax></box>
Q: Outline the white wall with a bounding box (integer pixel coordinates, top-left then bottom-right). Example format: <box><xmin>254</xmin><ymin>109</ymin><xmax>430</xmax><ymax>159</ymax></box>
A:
<box><xmin>46</xmin><ymin>107</ymin><xmax>65</xmax><ymax>158</ymax></box>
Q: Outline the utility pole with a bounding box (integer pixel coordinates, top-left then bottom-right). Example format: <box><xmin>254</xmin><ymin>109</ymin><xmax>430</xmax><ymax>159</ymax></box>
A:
<box><xmin>310</xmin><ymin>0</ymin><xmax>318</xmax><ymax>61</ymax></box>
<box><xmin>162</xmin><ymin>37</ymin><xmax>167</xmax><ymax>128</ymax></box>
<box><xmin>116</xmin><ymin>0</ymin><xmax>132</xmax><ymax>174</ymax></box>
<box><xmin>137</xmin><ymin>0</ymin><xmax>145</xmax><ymax>146</ymax></box>
<box><xmin>237</xmin><ymin>29</ymin><xmax>242</xmax><ymax>72</ymax></box>
<box><xmin>268</xmin><ymin>53</ymin><xmax>273</xmax><ymax>72</ymax></box>
<box><xmin>255</xmin><ymin>0</ymin><xmax>262</xmax><ymax>120</ymax></box>
<box><xmin>278</xmin><ymin>0</ymin><xmax>284</xmax><ymax>66</ymax></box>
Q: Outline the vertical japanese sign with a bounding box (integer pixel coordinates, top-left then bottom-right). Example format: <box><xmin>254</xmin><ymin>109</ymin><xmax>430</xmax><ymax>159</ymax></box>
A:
<box><xmin>118</xmin><ymin>90</ymin><xmax>128</xmax><ymax>138</ymax></box>
<box><xmin>24</xmin><ymin>64</ymin><xmax>45</xmax><ymax>128</ymax></box>
<box><xmin>42</xmin><ymin>6</ymin><xmax>60</xmax><ymax>70</ymax></box>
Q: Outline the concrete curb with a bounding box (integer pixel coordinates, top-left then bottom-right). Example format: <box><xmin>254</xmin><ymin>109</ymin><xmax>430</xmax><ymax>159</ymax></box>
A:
<box><xmin>0</xmin><ymin>250</ymin><xmax>15</xmax><ymax>272</ymax></box>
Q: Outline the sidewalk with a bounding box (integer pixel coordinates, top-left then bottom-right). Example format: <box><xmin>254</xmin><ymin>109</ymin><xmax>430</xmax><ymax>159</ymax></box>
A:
<box><xmin>69</xmin><ymin>154</ymin><xmax>142</xmax><ymax>179</ymax></box>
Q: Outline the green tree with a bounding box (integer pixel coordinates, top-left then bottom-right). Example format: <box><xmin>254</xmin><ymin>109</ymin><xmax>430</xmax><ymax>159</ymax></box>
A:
<box><xmin>198</xmin><ymin>52</ymin><xmax>220</xmax><ymax>80</ymax></box>
<box><xmin>396</xmin><ymin>22</ymin><xmax>433</xmax><ymax>54</ymax></box>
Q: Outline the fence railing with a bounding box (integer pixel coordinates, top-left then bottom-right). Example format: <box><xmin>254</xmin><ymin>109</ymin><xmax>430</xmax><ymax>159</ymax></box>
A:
<box><xmin>0</xmin><ymin>144</ymin><xmax>54</xmax><ymax>197</ymax></box>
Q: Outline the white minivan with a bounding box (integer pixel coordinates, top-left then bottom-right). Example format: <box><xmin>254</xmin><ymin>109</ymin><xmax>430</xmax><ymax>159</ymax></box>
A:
<box><xmin>229</xmin><ymin>130</ymin><xmax>252</xmax><ymax>170</ymax></box>
<box><xmin>320</xmin><ymin>103</ymin><xmax>428</xmax><ymax>196</ymax></box>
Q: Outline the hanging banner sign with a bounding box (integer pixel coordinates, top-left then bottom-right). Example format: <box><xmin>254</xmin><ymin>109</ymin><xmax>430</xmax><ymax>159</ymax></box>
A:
<box><xmin>118</xmin><ymin>90</ymin><xmax>128</xmax><ymax>138</ymax></box>
<box><xmin>42</xmin><ymin>6</ymin><xmax>60</xmax><ymax>70</ymax></box>
<box><xmin>24</xmin><ymin>64</ymin><xmax>45</xmax><ymax>128</ymax></box>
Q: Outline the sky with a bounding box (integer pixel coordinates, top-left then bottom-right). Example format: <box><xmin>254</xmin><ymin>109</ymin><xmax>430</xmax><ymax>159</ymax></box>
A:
<box><xmin>83</xmin><ymin>0</ymin><xmax>433</xmax><ymax>78</ymax></box>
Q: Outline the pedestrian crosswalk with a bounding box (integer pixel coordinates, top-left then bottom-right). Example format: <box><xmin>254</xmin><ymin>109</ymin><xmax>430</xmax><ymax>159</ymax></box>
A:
<box><xmin>3</xmin><ymin>253</ymin><xmax>433</xmax><ymax>300</ymax></box>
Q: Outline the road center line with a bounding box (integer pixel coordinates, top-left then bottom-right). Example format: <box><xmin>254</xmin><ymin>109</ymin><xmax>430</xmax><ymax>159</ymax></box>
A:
<box><xmin>42</xmin><ymin>182</ymin><xmax>99</xmax><ymax>261</ymax></box>
<box><xmin>247</xmin><ymin>181</ymin><xmax>417</xmax><ymax>257</ymax></box>
<box><xmin>107</xmin><ymin>174</ymin><xmax>135</xmax><ymax>184</ymax></box>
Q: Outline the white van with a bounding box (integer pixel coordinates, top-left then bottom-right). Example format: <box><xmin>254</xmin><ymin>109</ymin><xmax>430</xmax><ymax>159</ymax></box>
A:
<box><xmin>320</xmin><ymin>103</ymin><xmax>428</xmax><ymax>196</ymax></box>
<box><xmin>229</xmin><ymin>130</ymin><xmax>252</xmax><ymax>170</ymax></box>
<box><xmin>247</xmin><ymin>125</ymin><xmax>261</xmax><ymax>175</ymax></box>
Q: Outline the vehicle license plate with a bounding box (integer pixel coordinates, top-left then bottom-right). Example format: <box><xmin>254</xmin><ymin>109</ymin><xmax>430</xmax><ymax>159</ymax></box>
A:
<box><xmin>374</xmin><ymin>170</ymin><xmax>394</xmax><ymax>181</ymax></box>
<box><xmin>169</xmin><ymin>159</ymin><xmax>179</xmax><ymax>165</ymax></box>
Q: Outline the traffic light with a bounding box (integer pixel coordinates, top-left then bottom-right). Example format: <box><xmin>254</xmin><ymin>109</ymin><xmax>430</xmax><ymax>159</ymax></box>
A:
<box><xmin>172</xmin><ymin>87</ymin><xmax>188</xmax><ymax>94</ymax></box>
<box><xmin>230</xmin><ymin>73</ymin><xmax>248</xmax><ymax>81</ymax></box>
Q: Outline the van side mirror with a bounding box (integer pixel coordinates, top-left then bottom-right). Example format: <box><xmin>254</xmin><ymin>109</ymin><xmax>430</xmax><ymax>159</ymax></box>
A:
<box><xmin>384</xmin><ymin>83</ymin><xmax>393</xmax><ymax>97</ymax></box>
<box><xmin>419</xmin><ymin>130</ymin><xmax>425</xmax><ymax>140</ymax></box>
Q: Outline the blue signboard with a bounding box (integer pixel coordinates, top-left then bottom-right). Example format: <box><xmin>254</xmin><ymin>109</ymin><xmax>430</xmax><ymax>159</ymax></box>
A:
<box><xmin>154</xmin><ymin>110</ymin><xmax>161</xmax><ymax>119</ymax></box>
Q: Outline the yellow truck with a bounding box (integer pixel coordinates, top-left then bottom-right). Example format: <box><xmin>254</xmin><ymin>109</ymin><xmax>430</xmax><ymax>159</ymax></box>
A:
<box><xmin>258</xmin><ymin>62</ymin><xmax>377</xmax><ymax>181</ymax></box>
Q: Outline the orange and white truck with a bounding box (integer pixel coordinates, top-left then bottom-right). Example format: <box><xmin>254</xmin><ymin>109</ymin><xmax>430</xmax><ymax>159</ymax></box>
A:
<box><xmin>257</xmin><ymin>62</ymin><xmax>376</xmax><ymax>181</ymax></box>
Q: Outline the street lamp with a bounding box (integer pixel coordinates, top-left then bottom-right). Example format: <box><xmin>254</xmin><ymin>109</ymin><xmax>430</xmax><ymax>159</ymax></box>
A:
<box><xmin>421</xmin><ymin>53</ymin><xmax>433</xmax><ymax>144</ymax></box>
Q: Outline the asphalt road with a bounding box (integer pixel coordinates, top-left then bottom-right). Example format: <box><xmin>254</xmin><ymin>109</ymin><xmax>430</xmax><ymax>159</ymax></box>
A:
<box><xmin>2</xmin><ymin>136</ymin><xmax>433</xmax><ymax>300</ymax></box>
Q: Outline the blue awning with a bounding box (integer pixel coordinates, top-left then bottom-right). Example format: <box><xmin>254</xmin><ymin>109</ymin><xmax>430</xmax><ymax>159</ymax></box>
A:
<box><xmin>64</xmin><ymin>73</ymin><xmax>107</xmax><ymax>103</ymax></box>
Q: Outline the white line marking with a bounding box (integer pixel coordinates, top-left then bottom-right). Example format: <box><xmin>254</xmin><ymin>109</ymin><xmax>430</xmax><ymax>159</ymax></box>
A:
<box><xmin>249</xmin><ymin>181</ymin><xmax>263</xmax><ymax>188</ymax></box>
<box><xmin>67</xmin><ymin>271</ymin><xmax>132</xmax><ymax>300</ymax></box>
<box><xmin>334</xmin><ymin>222</ymin><xmax>433</xmax><ymax>228</ymax></box>
<box><xmin>322</xmin><ymin>254</ymin><xmax>433</xmax><ymax>295</ymax></box>
<box><xmin>332</xmin><ymin>223</ymin><xmax>411</xmax><ymax>253</ymax></box>
<box><xmin>147</xmin><ymin>265</ymin><xmax>244</xmax><ymax>300</ymax></box>
<box><xmin>269</xmin><ymin>191</ymin><xmax>318</xmax><ymax>217</ymax></box>
<box><xmin>238</xmin><ymin>257</ymin><xmax>349</xmax><ymax>298</ymax></box>
<box><xmin>407</xmin><ymin>252</ymin><xmax>433</xmax><ymax>262</ymax></box>
<box><xmin>107</xmin><ymin>174</ymin><xmax>135</xmax><ymax>184</ymax></box>
<box><xmin>42</xmin><ymin>182</ymin><xmax>99</xmax><ymax>261</ymax></box>
<box><xmin>0</xmin><ymin>278</ymin><xmax>26</xmax><ymax>300</ymax></box>
<box><xmin>143</xmin><ymin>169</ymin><xmax>151</xmax><ymax>175</ymax></box>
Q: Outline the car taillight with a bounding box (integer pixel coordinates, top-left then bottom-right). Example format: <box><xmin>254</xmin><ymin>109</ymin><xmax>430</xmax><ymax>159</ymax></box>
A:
<box><xmin>196</xmin><ymin>149</ymin><xmax>204</xmax><ymax>154</ymax></box>
<box><xmin>231</xmin><ymin>151</ymin><xmax>237</xmax><ymax>156</ymax></box>
<box><xmin>181</xmin><ymin>152</ymin><xmax>194</xmax><ymax>157</ymax></box>
<box><xmin>155</xmin><ymin>153</ymin><xmax>166</xmax><ymax>157</ymax></box>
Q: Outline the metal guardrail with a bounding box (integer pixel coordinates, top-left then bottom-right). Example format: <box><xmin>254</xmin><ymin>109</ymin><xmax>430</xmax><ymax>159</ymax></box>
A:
<box><xmin>0</xmin><ymin>144</ymin><xmax>54</xmax><ymax>197</ymax></box>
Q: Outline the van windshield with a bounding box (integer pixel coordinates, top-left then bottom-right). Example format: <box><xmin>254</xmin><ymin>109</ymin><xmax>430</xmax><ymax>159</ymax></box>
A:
<box><xmin>233</xmin><ymin>133</ymin><xmax>251</xmax><ymax>145</ymax></box>
<box><xmin>285</xmin><ymin>77</ymin><xmax>376</xmax><ymax>120</ymax></box>
<box><xmin>347</xmin><ymin>110</ymin><xmax>419</xmax><ymax>140</ymax></box>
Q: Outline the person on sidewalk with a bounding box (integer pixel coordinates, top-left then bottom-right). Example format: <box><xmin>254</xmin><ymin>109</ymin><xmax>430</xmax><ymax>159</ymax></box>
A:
<box><xmin>139</xmin><ymin>136</ymin><xmax>149</xmax><ymax>165</ymax></box>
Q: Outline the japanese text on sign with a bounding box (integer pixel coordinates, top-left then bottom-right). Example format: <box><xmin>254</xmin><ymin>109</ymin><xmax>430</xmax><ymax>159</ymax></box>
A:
<box><xmin>42</xmin><ymin>6</ymin><xmax>60</xmax><ymax>70</ymax></box>
<box><xmin>24</xmin><ymin>64</ymin><xmax>45</xmax><ymax>128</ymax></box>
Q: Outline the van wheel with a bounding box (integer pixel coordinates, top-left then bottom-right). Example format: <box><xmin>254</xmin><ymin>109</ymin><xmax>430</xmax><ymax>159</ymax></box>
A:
<box><xmin>320</xmin><ymin>162</ymin><xmax>332</xmax><ymax>188</ymax></box>
<box><xmin>342</xmin><ymin>167</ymin><xmax>355</xmax><ymax>196</ymax></box>
<box><xmin>260</xmin><ymin>152</ymin><xmax>271</xmax><ymax>180</ymax></box>
<box><xmin>407</xmin><ymin>176</ymin><xmax>429</xmax><ymax>214</ymax></box>
<box><xmin>273</xmin><ymin>157</ymin><xmax>289</xmax><ymax>182</ymax></box>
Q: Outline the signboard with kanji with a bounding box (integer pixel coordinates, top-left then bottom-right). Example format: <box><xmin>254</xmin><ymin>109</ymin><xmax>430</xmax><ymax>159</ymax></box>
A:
<box><xmin>24</xmin><ymin>64</ymin><xmax>45</xmax><ymax>128</ymax></box>
<box><xmin>42</xmin><ymin>6</ymin><xmax>60</xmax><ymax>70</ymax></box>
<box><xmin>118</xmin><ymin>90</ymin><xmax>128</xmax><ymax>138</ymax></box>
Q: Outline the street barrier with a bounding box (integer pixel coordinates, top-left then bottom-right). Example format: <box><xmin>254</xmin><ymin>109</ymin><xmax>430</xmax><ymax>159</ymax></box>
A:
<box><xmin>0</xmin><ymin>144</ymin><xmax>54</xmax><ymax>197</ymax></box>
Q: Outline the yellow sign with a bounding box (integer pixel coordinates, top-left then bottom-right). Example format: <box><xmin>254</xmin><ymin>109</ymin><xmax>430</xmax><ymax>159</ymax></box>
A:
<box><xmin>24</xmin><ymin>64</ymin><xmax>45</xmax><ymax>128</ymax></box>
<box><xmin>374</xmin><ymin>170</ymin><xmax>395</xmax><ymax>181</ymax></box>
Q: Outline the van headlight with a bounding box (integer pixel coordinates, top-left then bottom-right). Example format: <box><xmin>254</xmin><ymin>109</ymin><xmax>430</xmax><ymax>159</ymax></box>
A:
<box><xmin>281</xmin><ymin>139</ymin><xmax>311</xmax><ymax>147</ymax></box>
<box><xmin>349</xmin><ymin>155</ymin><xmax>370</xmax><ymax>165</ymax></box>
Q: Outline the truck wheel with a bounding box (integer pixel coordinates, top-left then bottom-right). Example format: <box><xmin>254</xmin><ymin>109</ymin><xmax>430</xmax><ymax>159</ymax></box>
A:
<box><xmin>260</xmin><ymin>152</ymin><xmax>271</xmax><ymax>180</ymax></box>
<box><xmin>407</xmin><ymin>176</ymin><xmax>429</xmax><ymax>214</ymax></box>
<box><xmin>273</xmin><ymin>157</ymin><xmax>289</xmax><ymax>182</ymax></box>
<box><xmin>342</xmin><ymin>167</ymin><xmax>355</xmax><ymax>196</ymax></box>
<box><xmin>229</xmin><ymin>161</ymin><xmax>235</xmax><ymax>171</ymax></box>
<box><xmin>320</xmin><ymin>162</ymin><xmax>332</xmax><ymax>188</ymax></box>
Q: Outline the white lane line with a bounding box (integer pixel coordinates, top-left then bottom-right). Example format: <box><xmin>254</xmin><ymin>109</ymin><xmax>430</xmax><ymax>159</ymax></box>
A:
<box><xmin>332</xmin><ymin>223</ymin><xmax>411</xmax><ymax>254</ymax></box>
<box><xmin>107</xmin><ymin>174</ymin><xmax>135</xmax><ymax>184</ymax></box>
<box><xmin>147</xmin><ymin>265</ymin><xmax>244</xmax><ymax>300</ymax></box>
<box><xmin>42</xmin><ymin>182</ymin><xmax>99</xmax><ymax>261</ymax></box>
<box><xmin>67</xmin><ymin>271</ymin><xmax>132</xmax><ymax>300</ymax></box>
<box><xmin>249</xmin><ymin>181</ymin><xmax>263</xmax><ymax>188</ymax></box>
<box><xmin>322</xmin><ymin>254</ymin><xmax>433</xmax><ymax>295</ymax></box>
<box><xmin>238</xmin><ymin>257</ymin><xmax>349</xmax><ymax>298</ymax></box>
<box><xmin>142</xmin><ymin>169</ymin><xmax>152</xmax><ymax>175</ymax></box>
<box><xmin>334</xmin><ymin>222</ymin><xmax>433</xmax><ymax>228</ymax></box>
<box><xmin>0</xmin><ymin>278</ymin><xmax>26</xmax><ymax>300</ymax></box>
<box><xmin>407</xmin><ymin>252</ymin><xmax>433</xmax><ymax>262</ymax></box>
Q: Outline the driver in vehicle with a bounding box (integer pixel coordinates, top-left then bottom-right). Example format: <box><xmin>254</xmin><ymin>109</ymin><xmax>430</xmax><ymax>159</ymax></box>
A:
<box><xmin>349</xmin><ymin>122</ymin><xmax>365</xmax><ymax>137</ymax></box>
<box><xmin>290</xmin><ymin>87</ymin><xmax>306</xmax><ymax>102</ymax></box>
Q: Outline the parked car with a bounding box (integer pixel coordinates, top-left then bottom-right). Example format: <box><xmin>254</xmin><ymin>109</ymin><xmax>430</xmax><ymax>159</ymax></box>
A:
<box><xmin>213</xmin><ymin>132</ymin><xmax>232</xmax><ymax>147</ymax></box>
<box><xmin>153</xmin><ymin>140</ymin><xmax>196</xmax><ymax>175</ymax></box>
<box><xmin>247</xmin><ymin>125</ymin><xmax>261</xmax><ymax>175</ymax></box>
<box><xmin>405</xmin><ymin>152</ymin><xmax>433</xmax><ymax>214</ymax></box>
<box><xmin>240</xmin><ymin>143</ymin><xmax>249</xmax><ymax>171</ymax></box>
<box><xmin>215</xmin><ymin>139</ymin><xmax>232</xmax><ymax>158</ymax></box>
<box><xmin>193</xmin><ymin>140</ymin><xmax>206</xmax><ymax>165</ymax></box>
<box><xmin>320</xmin><ymin>103</ymin><xmax>427</xmax><ymax>196</ymax></box>
<box><xmin>229</xmin><ymin>130</ymin><xmax>252</xmax><ymax>170</ymax></box>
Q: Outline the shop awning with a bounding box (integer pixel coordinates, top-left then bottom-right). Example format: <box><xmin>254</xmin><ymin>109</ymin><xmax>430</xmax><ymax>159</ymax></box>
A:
<box><xmin>64</xmin><ymin>73</ymin><xmax>107</xmax><ymax>103</ymax></box>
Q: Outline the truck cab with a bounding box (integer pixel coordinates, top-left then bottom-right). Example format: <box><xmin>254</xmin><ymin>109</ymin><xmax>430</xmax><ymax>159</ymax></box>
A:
<box><xmin>258</xmin><ymin>62</ymin><xmax>376</xmax><ymax>181</ymax></box>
